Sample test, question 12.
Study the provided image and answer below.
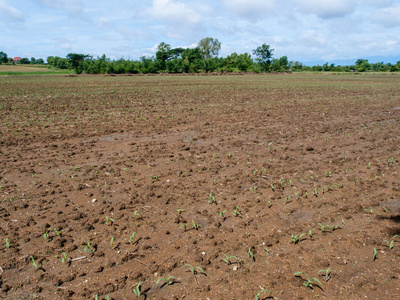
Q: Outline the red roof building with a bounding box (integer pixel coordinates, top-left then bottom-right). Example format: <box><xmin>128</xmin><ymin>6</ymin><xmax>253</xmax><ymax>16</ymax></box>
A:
<box><xmin>13</xmin><ymin>57</ymin><xmax>21</xmax><ymax>62</ymax></box>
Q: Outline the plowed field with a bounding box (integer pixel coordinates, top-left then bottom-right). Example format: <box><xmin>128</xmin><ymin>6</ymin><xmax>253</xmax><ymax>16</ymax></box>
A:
<box><xmin>1</xmin><ymin>73</ymin><xmax>399</xmax><ymax>299</ymax></box>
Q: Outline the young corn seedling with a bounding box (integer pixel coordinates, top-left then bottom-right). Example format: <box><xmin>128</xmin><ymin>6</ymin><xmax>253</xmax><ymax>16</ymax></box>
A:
<box><xmin>110</xmin><ymin>237</ymin><xmax>115</xmax><ymax>248</ymax></box>
<box><xmin>192</xmin><ymin>219</ymin><xmax>199</xmax><ymax>230</ymax></box>
<box><xmin>30</xmin><ymin>256</ymin><xmax>38</xmax><ymax>268</ymax></box>
<box><xmin>255</xmin><ymin>289</ymin><xmax>271</xmax><ymax>300</ymax></box>
<box><xmin>176</xmin><ymin>208</ymin><xmax>185</xmax><ymax>214</ymax></box>
<box><xmin>156</xmin><ymin>276</ymin><xmax>179</xmax><ymax>287</ymax></box>
<box><xmin>294</xmin><ymin>272</ymin><xmax>323</xmax><ymax>289</ymax></box>
<box><xmin>317</xmin><ymin>223</ymin><xmax>330</xmax><ymax>233</ymax></box>
<box><xmin>182</xmin><ymin>264</ymin><xmax>205</xmax><ymax>275</ymax></box>
<box><xmin>105</xmin><ymin>216</ymin><xmax>114</xmax><ymax>225</ymax></box>
<box><xmin>178</xmin><ymin>224</ymin><xmax>187</xmax><ymax>232</ymax></box>
<box><xmin>150</xmin><ymin>175</ymin><xmax>159</xmax><ymax>181</ymax></box>
<box><xmin>308</xmin><ymin>229</ymin><xmax>314</xmax><ymax>239</ymax></box>
<box><xmin>133</xmin><ymin>282</ymin><xmax>143</xmax><ymax>297</ymax></box>
<box><xmin>318</xmin><ymin>267</ymin><xmax>332</xmax><ymax>281</ymax></box>
<box><xmin>331</xmin><ymin>224</ymin><xmax>341</xmax><ymax>231</ymax></box>
<box><xmin>219</xmin><ymin>210</ymin><xmax>226</xmax><ymax>219</ymax></box>
<box><xmin>291</xmin><ymin>233</ymin><xmax>306</xmax><ymax>244</ymax></box>
<box><xmin>248</xmin><ymin>247</ymin><xmax>255</xmax><ymax>261</ymax></box>
<box><xmin>267</xmin><ymin>201</ymin><xmax>272</xmax><ymax>208</ymax></box>
<box><xmin>54</xmin><ymin>228</ymin><xmax>61</xmax><ymax>236</ymax></box>
<box><xmin>270</xmin><ymin>183</ymin><xmax>275</xmax><ymax>192</ymax></box>
<box><xmin>222</xmin><ymin>254</ymin><xmax>241</xmax><ymax>265</ymax></box>
<box><xmin>365</xmin><ymin>208</ymin><xmax>373</xmax><ymax>214</ymax></box>
<box><xmin>313</xmin><ymin>188</ymin><xmax>318</xmax><ymax>197</ymax></box>
<box><xmin>373</xmin><ymin>248</ymin><xmax>377</xmax><ymax>261</ymax></box>
<box><xmin>208</xmin><ymin>193</ymin><xmax>216</xmax><ymax>204</ymax></box>
<box><xmin>84</xmin><ymin>241</ymin><xmax>92</xmax><ymax>253</ymax></box>
<box><xmin>233</xmin><ymin>206</ymin><xmax>241</xmax><ymax>217</ymax></box>
<box><xmin>383</xmin><ymin>235</ymin><xmax>399</xmax><ymax>249</ymax></box>
<box><xmin>5</xmin><ymin>238</ymin><xmax>10</xmax><ymax>248</ymax></box>
<box><xmin>129</xmin><ymin>232</ymin><xmax>137</xmax><ymax>243</ymax></box>
<box><xmin>43</xmin><ymin>230</ymin><xmax>49</xmax><ymax>241</ymax></box>
<box><xmin>133</xmin><ymin>210</ymin><xmax>141</xmax><ymax>219</ymax></box>
<box><xmin>61</xmin><ymin>252</ymin><xmax>67</xmax><ymax>264</ymax></box>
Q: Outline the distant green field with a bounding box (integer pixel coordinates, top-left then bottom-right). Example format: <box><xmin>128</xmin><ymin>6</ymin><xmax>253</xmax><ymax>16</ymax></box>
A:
<box><xmin>0</xmin><ymin>64</ymin><xmax>74</xmax><ymax>75</ymax></box>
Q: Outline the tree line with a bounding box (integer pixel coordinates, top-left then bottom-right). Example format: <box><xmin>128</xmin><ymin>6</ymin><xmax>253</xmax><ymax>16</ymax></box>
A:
<box><xmin>2</xmin><ymin>38</ymin><xmax>400</xmax><ymax>74</ymax></box>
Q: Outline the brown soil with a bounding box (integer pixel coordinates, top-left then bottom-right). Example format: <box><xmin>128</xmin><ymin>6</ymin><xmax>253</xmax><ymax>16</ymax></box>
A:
<box><xmin>0</xmin><ymin>73</ymin><xmax>400</xmax><ymax>299</ymax></box>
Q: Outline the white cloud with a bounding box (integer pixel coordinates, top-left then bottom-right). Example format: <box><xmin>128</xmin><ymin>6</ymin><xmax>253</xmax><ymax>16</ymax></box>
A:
<box><xmin>375</xmin><ymin>5</ymin><xmax>400</xmax><ymax>27</ymax></box>
<box><xmin>301</xmin><ymin>30</ymin><xmax>326</xmax><ymax>46</ymax></box>
<box><xmin>223</xmin><ymin>0</ymin><xmax>276</xmax><ymax>20</ymax></box>
<box><xmin>296</xmin><ymin>0</ymin><xmax>355</xmax><ymax>19</ymax></box>
<box><xmin>148</xmin><ymin>0</ymin><xmax>204</xmax><ymax>26</ymax></box>
<box><xmin>37</xmin><ymin>0</ymin><xmax>84</xmax><ymax>17</ymax></box>
<box><xmin>0</xmin><ymin>0</ymin><xmax>24</xmax><ymax>24</ymax></box>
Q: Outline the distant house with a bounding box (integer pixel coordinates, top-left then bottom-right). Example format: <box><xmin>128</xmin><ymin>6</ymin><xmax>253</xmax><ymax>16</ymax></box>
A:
<box><xmin>13</xmin><ymin>57</ymin><xmax>21</xmax><ymax>64</ymax></box>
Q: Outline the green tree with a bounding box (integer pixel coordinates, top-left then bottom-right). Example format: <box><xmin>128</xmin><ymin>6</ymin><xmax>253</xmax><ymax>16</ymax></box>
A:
<box><xmin>198</xmin><ymin>37</ymin><xmax>221</xmax><ymax>60</ymax></box>
<box><xmin>252</xmin><ymin>44</ymin><xmax>274</xmax><ymax>72</ymax></box>
<box><xmin>155</xmin><ymin>42</ymin><xmax>171</xmax><ymax>71</ymax></box>
<box><xmin>20</xmin><ymin>57</ymin><xmax>30</xmax><ymax>64</ymax></box>
<box><xmin>66</xmin><ymin>53</ymin><xmax>90</xmax><ymax>74</ymax></box>
<box><xmin>355</xmin><ymin>59</ymin><xmax>371</xmax><ymax>72</ymax></box>
<box><xmin>0</xmin><ymin>51</ymin><xmax>8</xmax><ymax>64</ymax></box>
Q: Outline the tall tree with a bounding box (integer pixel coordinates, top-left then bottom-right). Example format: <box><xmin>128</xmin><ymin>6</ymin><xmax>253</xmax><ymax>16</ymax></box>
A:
<box><xmin>155</xmin><ymin>42</ymin><xmax>171</xmax><ymax>71</ymax></box>
<box><xmin>198</xmin><ymin>37</ymin><xmax>221</xmax><ymax>60</ymax></box>
<box><xmin>252</xmin><ymin>44</ymin><xmax>274</xmax><ymax>72</ymax></box>
<box><xmin>0</xmin><ymin>51</ymin><xmax>8</xmax><ymax>64</ymax></box>
<box><xmin>66</xmin><ymin>53</ymin><xmax>90</xmax><ymax>74</ymax></box>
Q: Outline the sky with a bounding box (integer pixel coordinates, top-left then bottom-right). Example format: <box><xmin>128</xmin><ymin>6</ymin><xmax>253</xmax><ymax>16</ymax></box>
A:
<box><xmin>1</xmin><ymin>0</ymin><xmax>400</xmax><ymax>65</ymax></box>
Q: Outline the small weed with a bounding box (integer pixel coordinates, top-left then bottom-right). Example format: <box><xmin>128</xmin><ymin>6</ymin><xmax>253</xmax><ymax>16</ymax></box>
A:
<box><xmin>176</xmin><ymin>209</ymin><xmax>185</xmax><ymax>214</ymax></box>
